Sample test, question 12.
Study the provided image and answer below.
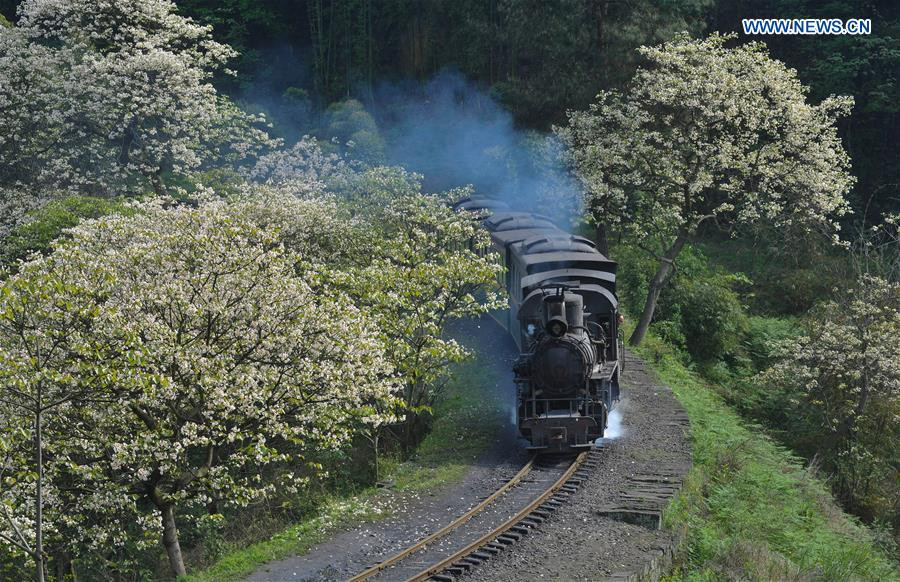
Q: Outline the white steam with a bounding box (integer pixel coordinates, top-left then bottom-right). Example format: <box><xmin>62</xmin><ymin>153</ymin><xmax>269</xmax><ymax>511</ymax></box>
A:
<box><xmin>603</xmin><ymin>409</ymin><xmax>624</xmax><ymax>440</ymax></box>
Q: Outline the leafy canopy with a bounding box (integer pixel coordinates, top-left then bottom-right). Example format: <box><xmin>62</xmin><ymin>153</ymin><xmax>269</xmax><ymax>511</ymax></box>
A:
<box><xmin>562</xmin><ymin>32</ymin><xmax>854</xmax><ymax>249</ymax></box>
<box><xmin>0</xmin><ymin>0</ymin><xmax>275</xmax><ymax>195</ymax></box>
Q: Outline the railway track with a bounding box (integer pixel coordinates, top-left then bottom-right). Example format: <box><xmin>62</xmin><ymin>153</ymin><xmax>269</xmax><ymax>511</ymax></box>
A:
<box><xmin>350</xmin><ymin>447</ymin><xmax>603</xmax><ymax>582</ymax></box>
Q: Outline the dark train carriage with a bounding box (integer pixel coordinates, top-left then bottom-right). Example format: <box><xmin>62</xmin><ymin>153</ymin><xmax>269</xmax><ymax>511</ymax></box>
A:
<box><xmin>487</xmin><ymin>227</ymin><xmax>562</xmax><ymax>332</ymax></box>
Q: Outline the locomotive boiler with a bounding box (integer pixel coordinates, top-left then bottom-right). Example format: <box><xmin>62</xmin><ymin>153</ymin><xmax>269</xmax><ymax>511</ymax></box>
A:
<box><xmin>453</xmin><ymin>197</ymin><xmax>621</xmax><ymax>453</ymax></box>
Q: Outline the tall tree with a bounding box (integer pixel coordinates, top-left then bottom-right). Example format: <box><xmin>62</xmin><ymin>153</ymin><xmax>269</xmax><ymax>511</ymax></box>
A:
<box><xmin>337</xmin><ymin>168</ymin><xmax>504</xmax><ymax>446</ymax></box>
<box><xmin>0</xmin><ymin>263</ymin><xmax>132</xmax><ymax>581</ymax></box>
<box><xmin>0</xmin><ymin>0</ymin><xmax>274</xmax><ymax>196</ymax></box>
<box><xmin>760</xmin><ymin>272</ymin><xmax>900</xmax><ymax>523</ymax></box>
<box><xmin>0</xmin><ymin>199</ymin><xmax>399</xmax><ymax>577</ymax></box>
<box><xmin>561</xmin><ymin>33</ymin><xmax>854</xmax><ymax>346</ymax></box>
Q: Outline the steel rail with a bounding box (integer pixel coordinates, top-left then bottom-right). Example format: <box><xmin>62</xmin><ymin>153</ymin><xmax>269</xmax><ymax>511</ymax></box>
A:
<box><xmin>349</xmin><ymin>457</ymin><xmax>536</xmax><ymax>581</ymax></box>
<box><xmin>405</xmin><ymin>451</ymin><xmax>589</xmax><ymax>582</ymax></box>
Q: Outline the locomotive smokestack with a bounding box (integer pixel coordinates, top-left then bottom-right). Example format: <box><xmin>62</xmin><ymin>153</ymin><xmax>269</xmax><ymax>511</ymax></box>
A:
<box><xmin>565</xmin><ymin>293</ymin><xmax>584</xmax><ymax>331</ymax></box>
<box><xmin>543</xmin><ymin>292</ymin><xmax>584</xmax><ymax>337</ymax></box>
<box><xmin>545</xmin><ymin>296</ymin><xmax>568</xmax><ymax>337</ymax></box>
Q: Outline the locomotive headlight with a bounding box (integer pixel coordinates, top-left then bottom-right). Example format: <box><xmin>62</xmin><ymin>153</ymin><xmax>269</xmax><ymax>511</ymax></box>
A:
<box><xmin>548</xmin><ymin>318</ymin><xmax>567</xmax><ymax>337</ymax></box>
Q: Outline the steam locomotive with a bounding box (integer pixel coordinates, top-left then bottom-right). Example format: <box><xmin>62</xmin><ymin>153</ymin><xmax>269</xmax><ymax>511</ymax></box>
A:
<box><xmin>454</xmin><ymin>197</ymin><xmax>621</xmax><ymax>453</ymax></box>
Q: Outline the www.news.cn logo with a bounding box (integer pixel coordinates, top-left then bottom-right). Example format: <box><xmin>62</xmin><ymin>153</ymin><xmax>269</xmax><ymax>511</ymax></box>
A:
<box><xmin>742</xmin><ymin>18</ymin><xmax>872</xmax><ymax>35</ymax></box>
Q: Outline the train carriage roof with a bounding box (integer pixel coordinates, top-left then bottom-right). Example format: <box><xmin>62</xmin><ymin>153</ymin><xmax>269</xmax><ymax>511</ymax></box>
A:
<box><xmin>520</xmin><ymin>268</ymin><xmax>615</xmax><ymax>291</ymax></box>
<box><xmin>520</xmin><ymin>233</ymin><xmax>598</xmax><ymax>255</ymax></box>
<box><xmin>453</xmin><ymin>198</ymin><xmax>511</xmax><ymax>213</ymax></box>
<box><xmin>519</xmin><ymin>251</ymin><xmax>616</xmax><ymax>271</ymax></box>
<box><xmin>490</xmin><ymin>227</ymin><xmax>563</xmax><ymax>246</ymax></box>
<box><xmin>484</xmin><ymin>212</ymin><xmax>557</xmax><ymax>232</ymax></box>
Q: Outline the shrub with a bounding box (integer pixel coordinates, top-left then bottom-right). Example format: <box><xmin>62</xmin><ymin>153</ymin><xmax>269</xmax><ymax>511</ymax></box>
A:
<box><xmin>325</xmin><ymin>99</ymin><xmax>386</xmax><ymax>164</ymax></box>
<box><xmin>680</xmin><ymin>277</ymin><xmax>749</xmax><ymax>363</ymax></box>
<box><xmin>1</xmin><ymin>195</ymin><xmax>134</xmax><ymax>268</ymax></box>
<box><xmin>742</xmin><ymin>316</ymin><xmax>800</xmax><ymax>370</ymax></box>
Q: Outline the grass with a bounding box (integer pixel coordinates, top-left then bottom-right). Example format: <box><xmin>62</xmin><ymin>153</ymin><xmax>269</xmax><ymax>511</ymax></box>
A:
<box><xmin>631</xmin><ymin>331</ymin><xmax>899</xmax><ymax>581</ymax></box>
<box><xmin>183</xmin><ymin>495</ymin><xmax>388</xmax><ymax>582</ymax></box>
<box><xmin>183</xmin><ymin>349</ymin><xmax>506</xmax><ymax>581</ymax></box>
<box><xmin>384</xmin><ymin>356</ymin><xmax>506</xmax><ymax>491</ymax></box>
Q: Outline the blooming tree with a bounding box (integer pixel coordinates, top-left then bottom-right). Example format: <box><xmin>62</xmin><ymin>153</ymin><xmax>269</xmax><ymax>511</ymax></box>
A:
<box><xmin>560</xmin><ymin>33</ymin><xmax>854</xmax><ymax>345</ymax></box>
<box><xmin>0</xmin><ymin>0</ymin><xmax>275</xmax><ymax>196</ymax></box>
<box><xmin>0</xmin><ymin>200</ymin><xmax>398</xmax><ymax>577</ymax></box>
<box><xmin>243</xmin><ymin>138</ymin><xmax>506</xmax><ymax>450</ymax></box>
<box><xmin>0</xmin><ymin>258</ymin><xmax>133</xmax><ymax>581</ymax></box>
<box><xmin>759</xmin><ymin>275</ymin><xmax>899</xmax><ymax>520</ymax></box>
<box><xmin>231</xmin><ymin>185</ymin><xmax>362</xmax><ymax>263</ymax></box>
<box><xmin>243</xmin><ymin>136</ymin><xmax>358</xmax><ymax>207</ymax></box>
<box><xmin>335</xmin><ymin>168</ymin><xmax>505</xmax><ymax>446</ymax></box>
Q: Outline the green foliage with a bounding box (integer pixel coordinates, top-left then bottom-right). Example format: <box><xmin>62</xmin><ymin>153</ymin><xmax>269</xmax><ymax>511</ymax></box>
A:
<box><xmin>631</xmin><ymin>329</ymin><xmax>898</xmax><ymax>580</ymax></box>
<box><xmin>614</xmin><ymin>242</ymin><xmax>750</xmax><ymax>363</ymax></box>
<box><xmin>759</xmin><ymin>276</ymin><xmax>900</xmax><ymax>530</ymax></box>
<box><xmin>384</xmin><ymin>348</ymin><xmax>505</xmax><ymax>491</ymax></box>
<box><xmin>742</xmin><ymin>316</ymin><xmax>800</xmax><ymax>370</ymax></box>
<box><xmin>172</xmin><ymin>0</ymin><xmax>288</xmax><ymax>93</ymax></box>
<box><xmin>679</xmin><ymin>278</ymin><xmax>749</xmax><ymax>364</ymax></box>
<box><xmin>697</xmin><ymin>235</ymin><xmax>849</xmax><ymax>315</ymax></box>
<box><xmin>184</xmin><ymin>342</ymin><xmax>505</xmax><ymax>581</ymax></box>
<box><xmin>1</xmin><ymin>195</ymin><xmax>134</xmax><ymax>268</ymax></box>
<box><xmin>324</xmin><ymin>99</ymin><xmax>386</xmax><ymax>164</ymax></box>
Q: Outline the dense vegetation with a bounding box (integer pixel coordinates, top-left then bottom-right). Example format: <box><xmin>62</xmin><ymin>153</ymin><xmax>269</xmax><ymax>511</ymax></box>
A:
<box><xmin>0</xmin><ymin>0</ymin><xmax>897</xmax><ymax>579</ymax></box>
<box><xmin>0</xmin><ymin>3</ymin><xmax>504</xmax><ymax>579</ymax></box>
<box><xmin>633</xmin><ymin>326</ymin><xmax>897</xmax><ymax>580</ymax></box>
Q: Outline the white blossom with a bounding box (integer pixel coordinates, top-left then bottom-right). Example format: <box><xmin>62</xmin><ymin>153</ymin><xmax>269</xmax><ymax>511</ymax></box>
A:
<box><xmin>0</xmin><ymin>0</ymin><xmax>276</xmax><ymax>196</ymax></box>
<box><xmin>560</xmin><ymin>32</ymin><xmax>854</xmax><ymax>243</ymax></box>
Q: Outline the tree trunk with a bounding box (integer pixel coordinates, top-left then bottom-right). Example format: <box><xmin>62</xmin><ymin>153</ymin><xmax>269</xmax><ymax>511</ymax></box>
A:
<box><xmin>53</xmin><ymin>553</ymin><xmax>70</xmax><ymax>582</ymax></box>
<box><xmin>629</xmin><ymin>233</ymin><xmax>689</xmax><ymax>346</ymax></box>
<box><xmin>150</xmin><ymin>172</ymin><xmax>167</xmax><ymax>198</ymax></box>
<box><xmin>35</xmin><ymin>392</ymin><xmax>44</xmax><ymax>582</ymax></box>
<box><xmin>595</xmin><ymin>222</ymin><xmax>610</xmax><ymax>256</ymax></box>
<box><xmin>161</xmin><ymin>505</ymin><xmax>186</xmax><ymax>578</ymax></box>
<box><xmin>372</xmin><ymin>432</ymin><xmax>380</xmax><ymax>483</ymax></box>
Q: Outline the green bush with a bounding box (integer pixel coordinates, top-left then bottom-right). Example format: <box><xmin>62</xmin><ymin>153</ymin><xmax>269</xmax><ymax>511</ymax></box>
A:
<box><xmin>325</xmin><ymin>99</ymin><xmax>386</xmax><ymax>164</ymax></box>
<box><xmin>742</xmin><ymin>315</ymin><xmax>800</xmax><ymax>369</ymax></box>
<box><xmin>680</xmin><ymin>278</ymin><xmax>748</xmax><ymax>363</ymax></box>
<box><xmin>1</xmin><ymin>195</ymin><xmax>134</xmax><ymax>268</ymax></box>
<box><xmin>697</xmin><ymin>236</ymin><xmax>847</xmax><ymax>316</ymax></box>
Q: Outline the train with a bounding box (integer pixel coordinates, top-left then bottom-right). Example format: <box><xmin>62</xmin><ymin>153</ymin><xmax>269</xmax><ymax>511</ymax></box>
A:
<box><xmin>454</xmin><ymin>197</ymin><xmax>621</xmax><ymax>453</ymax></box>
